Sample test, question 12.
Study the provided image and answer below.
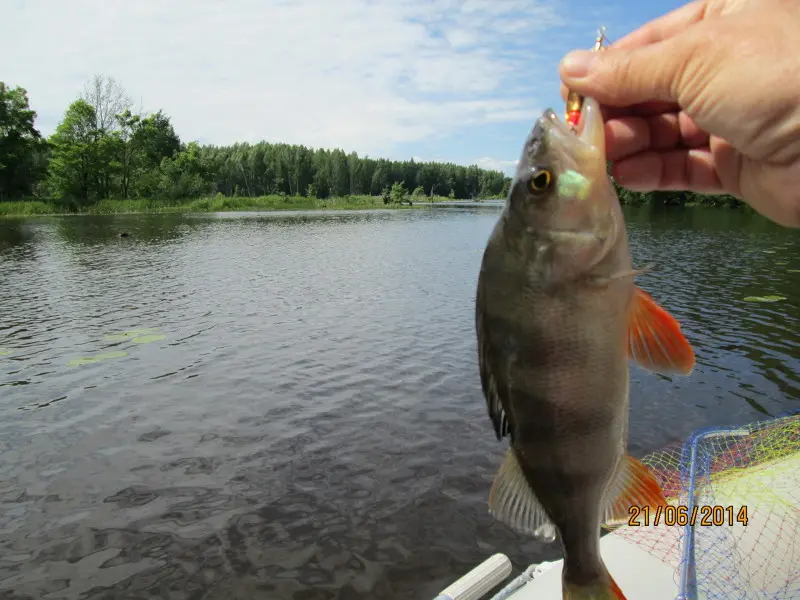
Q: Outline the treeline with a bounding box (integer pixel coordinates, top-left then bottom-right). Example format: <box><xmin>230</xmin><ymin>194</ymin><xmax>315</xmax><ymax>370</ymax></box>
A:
<box><xmin>1</xmin><ymin>74</ymin><xmax>742</xmax><ymax>209</ymax></box>
<box><xmin>0</xmin><ymin>76</ymin><xmax>509</xmax><ymax>205</ymax></box>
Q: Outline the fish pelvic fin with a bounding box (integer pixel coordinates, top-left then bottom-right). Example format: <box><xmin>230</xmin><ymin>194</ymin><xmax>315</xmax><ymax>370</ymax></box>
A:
<box><xmin>487</xmin><ymin>447</ymin><xmax>558</xmax><ymax>542</ymax></box>
<box><xmin>563</xmin><ymin>573</ymin><xmax>627</xmax><ymax>600</ymax></box>
<box><xmin>601</xmin><ymin>454</ymin><xmax>668</xmax><ymax>528</ymax></box>
<box><xmin>627</xmin><ymin>286</ymin><xmax>695</xmax><ymax>375</ymax></box>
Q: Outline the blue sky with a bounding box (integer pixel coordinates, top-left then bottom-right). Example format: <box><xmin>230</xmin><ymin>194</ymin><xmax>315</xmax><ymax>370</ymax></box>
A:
<box><xmin>3</xmin><ymin>0</ymin><xmax>688</xmax><ymax>176</ymax></box>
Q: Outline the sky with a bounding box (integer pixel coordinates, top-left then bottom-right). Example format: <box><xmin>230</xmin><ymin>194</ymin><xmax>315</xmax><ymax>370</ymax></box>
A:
<box><xmin>3</xmin><ymin>0</ymin><xmax>687</xmax><ymax>176</ymax></box>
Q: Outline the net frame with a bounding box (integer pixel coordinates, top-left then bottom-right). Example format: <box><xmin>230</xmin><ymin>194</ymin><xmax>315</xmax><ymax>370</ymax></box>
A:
<box><xmin>611</xmin><ymin>410</ymin><xmax>800</xmax><ymax>600</ymax></box>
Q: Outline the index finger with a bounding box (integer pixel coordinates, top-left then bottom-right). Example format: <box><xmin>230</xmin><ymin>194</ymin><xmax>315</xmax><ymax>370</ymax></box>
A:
<box><xmin>559</xmin><ymin>83</ymin><xmax>680</xmax><ymax>118</ymax></box>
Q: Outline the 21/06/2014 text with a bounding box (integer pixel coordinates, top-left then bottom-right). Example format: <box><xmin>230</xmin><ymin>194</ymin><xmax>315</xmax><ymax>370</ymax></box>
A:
<box><xmin>627</xmin><ymin>505</ymin><xmax>749</xmax><ymax>527</ymax></box>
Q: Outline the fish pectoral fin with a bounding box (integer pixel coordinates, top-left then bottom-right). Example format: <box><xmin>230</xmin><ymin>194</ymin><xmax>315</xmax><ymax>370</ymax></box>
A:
<box><xmin>627</xmin><ymin>286</ymin><xmax>695</xmax><ymax>375</ymax></box>
<box><xmin>487</xmin><ymin>448</ymin><xmax>557</xmax><ymax>541</ymax></box>
<box><xmin>601</xmin><ymin>454</ymin><xmax>668</xmax><ymax>528</ymax></box>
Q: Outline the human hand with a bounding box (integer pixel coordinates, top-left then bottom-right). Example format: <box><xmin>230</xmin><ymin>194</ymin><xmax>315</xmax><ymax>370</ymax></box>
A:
<box><xmin>558</xmin><ymin>0</ymin><xmax>800</xmax><ymax>228</ymax></box>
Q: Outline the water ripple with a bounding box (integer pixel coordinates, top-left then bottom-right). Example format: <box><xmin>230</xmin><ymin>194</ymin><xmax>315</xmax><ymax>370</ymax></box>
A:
<box><xmin>0</xmin><ymin>208</ymin><xmax>797</xmax><ymax>599</ymax></box>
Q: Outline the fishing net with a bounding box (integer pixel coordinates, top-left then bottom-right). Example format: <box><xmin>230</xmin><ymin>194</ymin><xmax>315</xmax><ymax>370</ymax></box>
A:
<box><xmin>610</xmin><ymin>411</ymin><xmax>800</xmax><ymax>599</ymax></box>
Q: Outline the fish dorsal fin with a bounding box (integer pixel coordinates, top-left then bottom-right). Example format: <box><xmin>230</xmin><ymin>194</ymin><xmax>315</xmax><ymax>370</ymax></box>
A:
<box><xmin>601</xmin><ymin>454</ymin><xmax>668</xmax><ymax>527</ymax></box>
<box><xmin>487</xmin><ymin>448</ymin><xmax>557</xmax><ymax>541</ymax></box>
<box><xmin>627</xmin><ymin>286</ymin><xmax>695</xmax><ymax>375</ymax></box>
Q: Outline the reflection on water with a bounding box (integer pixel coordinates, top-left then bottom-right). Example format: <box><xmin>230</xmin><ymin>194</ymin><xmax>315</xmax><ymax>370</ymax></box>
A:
<box><xmin>0</xmin><ymin>207</ymin><xmax>797</xmax><ymax>599</ymax></box>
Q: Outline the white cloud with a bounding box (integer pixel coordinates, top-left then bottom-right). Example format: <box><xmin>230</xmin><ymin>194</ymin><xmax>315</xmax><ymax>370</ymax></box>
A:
<box><xmin>1</xmin><ymin>0</ymin><xmax>601</xmax><ymax>158</ymax></box>
<box><xmin>474</xmin><ymin>157</ymin><xmax>519</xmax><ymax>173</ymax></box>
<box><xmin>402</xmin><ymin>155</ymin><xmax>518</xmax><ymax>176</ymax></box>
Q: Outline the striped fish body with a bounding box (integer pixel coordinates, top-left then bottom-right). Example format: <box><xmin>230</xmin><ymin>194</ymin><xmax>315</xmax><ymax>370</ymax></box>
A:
<box><xmin>476</xmin><ymin>98</ymin><xmax>695</xmax><ymax>600</ymax></box>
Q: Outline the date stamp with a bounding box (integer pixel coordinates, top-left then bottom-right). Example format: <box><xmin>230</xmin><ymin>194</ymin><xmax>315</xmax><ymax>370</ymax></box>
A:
<box><xmin>628</xmin><ymin>504</ymin><xmax>748</xmax><ymax>527</ymax></box>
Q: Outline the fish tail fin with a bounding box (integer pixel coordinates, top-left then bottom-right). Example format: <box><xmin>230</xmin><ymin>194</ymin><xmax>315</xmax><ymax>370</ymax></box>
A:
<box><xmin>563</xmin><ymin>568</ymin><xmax>627</xmax><ymax>600</ymax></box>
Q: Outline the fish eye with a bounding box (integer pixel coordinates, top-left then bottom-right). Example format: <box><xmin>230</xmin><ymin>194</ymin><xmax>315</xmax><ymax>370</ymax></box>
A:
<box><xmin>527</xmin><ymin>168</ymin><xmax>553</xmax><ymax>195</ymax></box>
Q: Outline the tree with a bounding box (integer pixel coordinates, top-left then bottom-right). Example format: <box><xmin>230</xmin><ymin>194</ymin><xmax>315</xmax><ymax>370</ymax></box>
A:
<box><xmin>330</xmin><ymin>149</ymin><xmax>348</xmax><ymax>197</ymax></box>
<box><xmin>47</xmin><ymin>100</ymin><xmax>103</xmax><ymax>201</ymax></box>
<box><xmin>80</xmin><ymin>75</ymin><xmax>133</xmax><ymax>198</ymax></box>
<box><xmin>82</xmin><ymin>74</ymin><xmax>131</xmax><ymax>134</ymax></box>
<box><xmin>108</xmin><ymin>108</ymin><xmax>182</xmax><ymax>198</ymax></box>
<box><xmin>157</xmin><ymin>142</ymin><xmax>211</xmax><ymax>199</ymax></box>
<box><xmin>114</xmin><ymin>109</ymin><xmax>141</xmax><ymax>199</ymax></box>
<box><xmin>134</xmin><ymin>110</ymin><xmax>181</xmax><ymax>168</ymax></box>
<box><xmin>389</xmin><ymin>180</ymin><xmax>409</xmax><ymax>205</ymax></box>
<box><xmin>0</xmin><ymin>82</ymin><xmax>46</xmax><ymax>200</ymax></box>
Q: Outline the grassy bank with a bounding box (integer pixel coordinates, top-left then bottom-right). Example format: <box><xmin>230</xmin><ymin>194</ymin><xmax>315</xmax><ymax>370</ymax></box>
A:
<box><xmin>0</xmin><ymin>194</ymin><xmax>481</xmax><ymax>217</ymax></box>
<box><xmin>0</xmin><ymin>191</ymin><xmax>755</xmax><ymax>218</ymax></box>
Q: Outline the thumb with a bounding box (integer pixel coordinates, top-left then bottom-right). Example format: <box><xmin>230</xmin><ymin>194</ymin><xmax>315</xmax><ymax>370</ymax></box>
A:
<box><xmin>558</xmin><ymin>25</ymin><xmax>719</xmax><ymax>108</ymax></box>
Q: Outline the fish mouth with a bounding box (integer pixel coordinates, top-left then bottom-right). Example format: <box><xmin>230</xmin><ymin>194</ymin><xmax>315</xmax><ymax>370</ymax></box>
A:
<box><xmin>541</xmin><ymin>109</ymin><xmax>575</xmax><ymax>137</ymax></box>
<box><xmin>534</xmin><ymin>104</ymin><xmax>603</xmax><ymax>153</ymax></box>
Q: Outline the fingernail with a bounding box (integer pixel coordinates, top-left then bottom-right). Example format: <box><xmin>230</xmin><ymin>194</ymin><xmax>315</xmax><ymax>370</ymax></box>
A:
<box><xmin>561</xmin><ymin>50</ymin><xmax>596</xmax><ymax>78</ymax></box>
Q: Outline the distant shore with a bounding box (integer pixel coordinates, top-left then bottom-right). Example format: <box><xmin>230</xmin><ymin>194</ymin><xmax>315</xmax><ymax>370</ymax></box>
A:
<box><xmin>0</xmin><ymin>194</ymin><xmax>490</xmax><ymax>217</ymax></box>
<box><xmin>0</xmin><ymin>192</ymin><xmax>754</xmax><ymax>218</ymax></box>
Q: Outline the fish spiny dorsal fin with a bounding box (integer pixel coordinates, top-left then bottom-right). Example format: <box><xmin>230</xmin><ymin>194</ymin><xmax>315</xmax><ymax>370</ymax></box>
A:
<box><xmin>487</xmin><ymin>448</ymin><xmax>557</xmax><ymax>541</ymax></box>
<box><xmin>600</xmin><ymin>454</ymin><xmax>668</xmax><ymax>527</ymax></box>
<box><xmin>627</xmin><ymin>286</ymin><xmax>695</xmax><ymax>375</ymax></box>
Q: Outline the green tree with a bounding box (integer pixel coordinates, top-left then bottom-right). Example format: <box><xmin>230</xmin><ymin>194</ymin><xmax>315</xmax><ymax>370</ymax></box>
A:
<box><xmin>134</xmin><ymin>110</ymin><xmax>181</xmax><ymax>168</ymax></box>
<box><xmin>389</xmin><ymin>180</ymin><xmax>409</xmax><ymax>205</ymax></box>
<box><xmin>0</xmin><ymin>82</ymin><xmax>46</xmax><ymax>200</ymax></box>
<box><xmin>112</xmin><ymin>108</ymin><xmax>182</xmax><ymax>198</ymax></box>
<box><xmin>114</xmin><ymin>109</ymin><xmax>141</xmax><ymax>199</ymax></box>
<box><xmin>81</xmin><ymin>75</ymin><xmax>132</xmax><ymax>198</ymax></box>
<box><xmin>47</xmin><ymin>100</ymin><xmax>103</xmax><ymax>201</ymax></box>
<box><xmin>158</xmin><ymin>142</ymin><xmax>211</xmax><ymax>199</ymax></box>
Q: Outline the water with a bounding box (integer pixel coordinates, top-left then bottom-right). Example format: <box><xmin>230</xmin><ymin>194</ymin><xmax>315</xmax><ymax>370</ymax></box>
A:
<box><xmin>0</xmin><ymin>207</ymin><xmax>797</xmax><ymax>600</ymax></box>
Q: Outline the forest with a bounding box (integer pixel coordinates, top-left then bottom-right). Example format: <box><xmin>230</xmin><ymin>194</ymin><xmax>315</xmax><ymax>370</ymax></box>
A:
<box><xmin>1</xmin><ymin>75</ymin><xmax>743</xmax><ymax>213</ymax></box>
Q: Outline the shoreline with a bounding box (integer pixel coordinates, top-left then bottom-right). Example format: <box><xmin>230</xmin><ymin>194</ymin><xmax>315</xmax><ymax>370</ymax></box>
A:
<box><xmin>0</xmin><ymin>195</ymin><xmax>501</xmax><ymax>218</ymax></box>
<box><xmin>0</xmin><ymin>194</ymin><xmax>752</xmax><ymax>218</ymax></box>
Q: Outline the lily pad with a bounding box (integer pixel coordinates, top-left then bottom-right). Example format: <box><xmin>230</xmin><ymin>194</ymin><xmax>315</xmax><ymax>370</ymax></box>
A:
<box><xmin>0</xmin><ymin>348</ymin><xmax>12</xmax><ymax>356</ymax></box>
<box><xmin>762</xmin><ymin>250</ymin><xmax>776</xmax><ymax>254</ymax></box>
<box><xmin>104</xmin><ymin>328</ymin><xmax>161</xmax><ymax>342</ymax></box>
<box><xmin>743</xmin><ymin>295</ymin><xmax>787</xmax><ymax>303</ymax></box>
<box><xmin>775</xmin><ymin>261</ymin><xmax>788</xmax><ymax>265</ymax></box>
<box><xmin>104</xmin><ymin>333</ymin><xmax>132</xmax><ymax>342</ymax></box>
<box><xmin>68</xmin><ymin>350</ymin><xmax>128</xmax><ymax>367</ymax></box>
<box><xmin>789</xmin><ymin>270</ymin><xmax>800</xmax><ymax>274</ymax></box>
<box><xmin>131</xmin><ymin>334</ymin><xmax>166</xmax><ymax>344</ymax></box>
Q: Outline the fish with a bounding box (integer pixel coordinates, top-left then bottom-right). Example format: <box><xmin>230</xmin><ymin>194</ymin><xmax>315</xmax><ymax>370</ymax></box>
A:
<box><xmin>475</xmin><ymin>97</ymin><xmax>695</xmax><ymax>600</ymax></box>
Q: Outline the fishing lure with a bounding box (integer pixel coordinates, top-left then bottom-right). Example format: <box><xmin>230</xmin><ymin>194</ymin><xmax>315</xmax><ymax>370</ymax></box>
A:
<box><xmin>565</xmin><ymin>27</ymin><xmax>610</xmax><ymax>132</ymax></box>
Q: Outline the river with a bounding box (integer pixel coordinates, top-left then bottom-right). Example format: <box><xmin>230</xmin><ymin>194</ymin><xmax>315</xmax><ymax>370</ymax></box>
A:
<box><xmin>0</xmin><ymin>206</ymin><xmax>798</xmax><ymax>599</ymax></box>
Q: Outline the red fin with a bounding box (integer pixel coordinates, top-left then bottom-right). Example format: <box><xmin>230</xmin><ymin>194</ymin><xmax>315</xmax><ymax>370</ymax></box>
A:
<box><xmin>627</xmin><ymin>286</ymin><xmax>695</xmax><ymax>375</ymax></box>
<box><xmin>609</xmin><ymin>576</ymin><xmax>627</xmax><ymax>600</ymax></box>
<box><xmin>602</xmin><ymin>455</ymin><xmax>669</xmax><ymax>527</ymax></box>
<box><xmin>564</xmin><ymin>575</ymin><xmax>627</xmax><ymax>599</ymax></box>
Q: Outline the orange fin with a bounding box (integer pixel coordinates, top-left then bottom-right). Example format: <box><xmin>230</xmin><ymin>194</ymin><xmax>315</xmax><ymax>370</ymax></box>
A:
<box><xmin>564</xmin><ymin>574</ymin><xmax>627</xmax><ymax>599</ymax></box>
<box><xmin>609</xmin><ymin>576</ymin><xmax>626</xmax><ymax>600</ymax></box>
<box><xmin>627</xmin><ymin>286</ymin><xmax>695</xmax><ymax>375</ymax></box>
<box><xmin>601</xmin><ymin>454</ymin><xmax>669</xmax><ymax>527</ymax></box>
